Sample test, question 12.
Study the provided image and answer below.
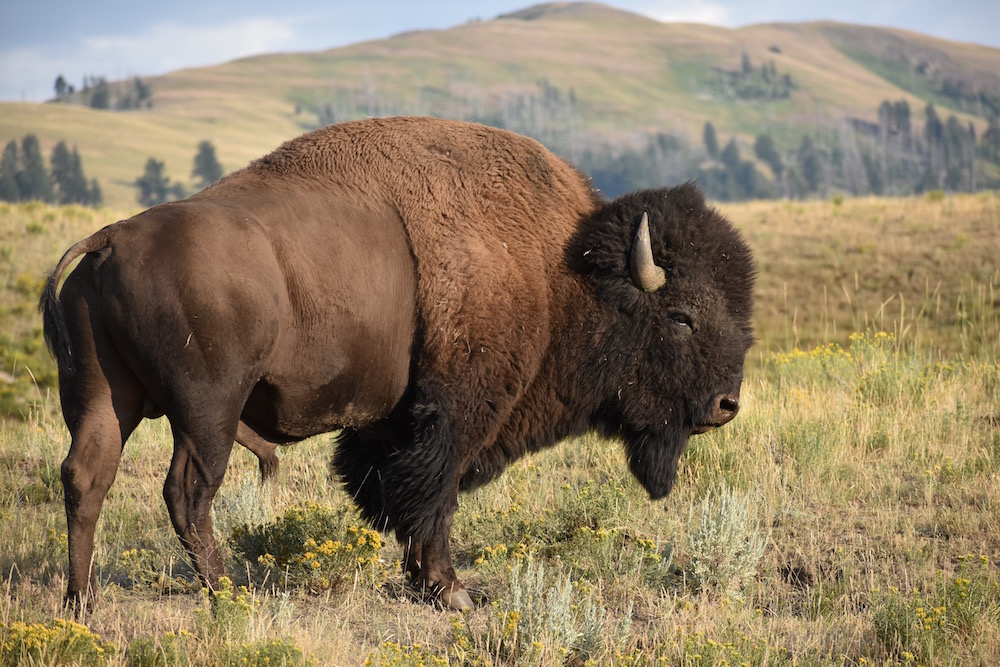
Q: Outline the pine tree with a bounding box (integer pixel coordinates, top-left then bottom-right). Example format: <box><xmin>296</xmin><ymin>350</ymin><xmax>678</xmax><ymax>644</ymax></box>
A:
<box><xmin>50</xmin><ymin>141</ymin><xmax>75</xmax><ymax>203</ymax></box>
<box><xmin>16</xmin><ymin>135</ymin><xmax>54</xmax><ymax>202</ymax></box>
<box><xmin>89</xmin><ymin>78</ymin><xmax>111</xmax><ymax>110</ymax></box>
<box><xmin>135</xmin><ymin>158</ymin><xmax>171</xmax><ymax>207</ymax></box>
<box><xmin>703</xmin><ymin>122</ymin><xmax>719</xmax><ymax>159</ymax></box>
<box><xmin>134</xmin><ymin>77</ymin><xmax>152</xmax><ymax>107</ymax></box>
<box><xmin>51</xmin><ymin>141</ymin><xmax>96</xmax><ymax>204</ymax></box>
<box><xmin>0</xmin><ymin>141</ymin><xmax>19</xmax><ymax>202</ymax></box>
<box><xmin>192</xmin><ymin>140</ymin><xmax>223</xmax><ymax>190</ymax></box>
<box><xmin>797</xmin><ymin>136</ymin><xmax>822</xmax><ymax>194</ymax></box>
<box><xmin>754</xmin><ymin>134</ymin><xmax>783</xmax><ymax>179</ymax></box>
<box><xmin>88</xmin><ymin>179</ymin><xmax>103</xmax><ymax>207</ymax></box>
<box><xmin>983</xmin><ymin>116</ymin><xmax>1000</xmax><ymax>162</ymax></box>
<box><xmin>69</xmin><ymin>148</ymin><xmax>91</xmax><ymax>202</ymax></box>
<box><xmin>720</xmin><ymin>139</ymin><xmax>740</xmax><ymax>170</ymax></box>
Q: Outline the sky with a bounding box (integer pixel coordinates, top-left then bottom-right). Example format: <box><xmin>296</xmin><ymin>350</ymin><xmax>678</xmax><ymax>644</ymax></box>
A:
<box><xmin>2</xmin><ymin>0</ymin><xmax>999</xmax><ymax>102</ymax></box>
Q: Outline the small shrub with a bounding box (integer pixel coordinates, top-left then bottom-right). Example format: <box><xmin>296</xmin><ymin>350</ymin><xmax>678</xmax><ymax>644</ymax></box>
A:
<box><xmin>560</xmin><ymin>524</ymin><xmax>672</xmax><ymax>589</ymax></box>
<box><xmin>454</xmin><ymin>558</ymin><xmax>579</xmax><ymax>666</ymax></box>
<box><xmin>687</xmin><ymin>483</ymin><xmax>768</xmax><ymax>599</ymax></box>
<box><xmin>872</xmin><ymin>555</ymin><xmax>1000</xmax><ymax>663</ymax></box>
<box><xmin>503</xmin><ymin>557</ymin><xmax>580</xmax><ymax>663</ymax></box>
<box><xmin>195</xmin><ymin>577</ymin><xmax>259</xmax><ymax>643</ymax></box>
<box><xmin>364</xmin><ymin>642</ymin><xmax>448</xmax><ymax>666</ymax></box>
<box><xmin>128</xmin><ymin>631</ymin><xmax>312</xmax><ymax>667</ymax></box>
<box><xmin>226</xmin><ymin>638</ymin><xmax>312</xmax><ymax>666</ymax></box>
<box><xmin>452</xmin><ymin>556</ymin><xmax>636</xmax><ymax>665</ymax></box>
<box><xmin>461</xmin><ymin>478</ymin><xmax>643</xmax><ymax>567</ymax></box>
<box><xmin>118</xmin><ymin>548</ymin><xmax>194</xmax><ymax>594</ymax></box>
<box><xmin>128</xmin><ymin>580</ymin><xmax>312</xmax><ymax>666</ymax></box>
<box><xmin>679</xmin><ymin>630</ymin><xmax>794</xmax><ymax>666</ymax></box>
<box><xmin>230</xmin><ymin>502</ymin><xmax>386</xmax><ymax>593</ymax></box>
<box><xmin>851</xmin><ymin>331</ymin><xmax>929</xmax><ymax>407</ymax></box>
<box><xmin>774</xmin><ymin>419</ymin><xmax>827</xmax><ymax>469</ymax></box>
<box><xmin>576</xmin><ymin>593</ymin><xmax>633</xmax><ymax>664</ymax></box>
<box><xmin>212</xmin><ymin>471</ymin><xmax>273</xmax><ymax>538</ymax></box>
<box><xmin>127</xmin><ymin>632</ymin><xmax>189</xmax><ymax>667</ymax></box>
<box><xmin>1</xmin><ymin>618</ymin><xmax>114</xmax><ymax>666</ymax></box>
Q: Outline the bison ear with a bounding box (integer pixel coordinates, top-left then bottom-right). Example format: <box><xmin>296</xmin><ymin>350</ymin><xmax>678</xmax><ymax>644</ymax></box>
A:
<box><xmin>630</xmin><ymin>212</ymin><xmax>666</xmax><ymax>292</ymax></box>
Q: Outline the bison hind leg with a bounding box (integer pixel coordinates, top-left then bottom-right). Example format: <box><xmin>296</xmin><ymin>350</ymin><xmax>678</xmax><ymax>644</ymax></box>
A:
<box><xmin>162</xmin><ymin>419</ymin><xmax>236</xmax><ymax>590</ymax></box>
<box><xmin>235</xmin><ymin>421</ymin><xmax>280</xmax><ymax>483</ymax></box>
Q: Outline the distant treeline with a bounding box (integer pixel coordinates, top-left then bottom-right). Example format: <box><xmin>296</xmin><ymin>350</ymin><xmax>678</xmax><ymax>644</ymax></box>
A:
<box><xmin>581</xmin><ymin>100</ymin><xmax>1000</xmax><ymax>201</ymax></box>
<box><xmin>23</xmin><ymin>58</ymin><xmax>1000</xmax><ymax>206</ymax></box>
<box><xmin>0</xmin><ymin>135</ymin><xmax>101</xmax><ymax>206</ymax></box>
<box><xmin>297</xmin><ymin>74</ymin><xmax>1000</xmax><ymax>201</ymax></box>
<box><xmin>0</xmin><ymin>136</ymin><xmax>228</xmax><ymax>209</ymax></box>
<box><xmin>52</xmin><ymin>74</ymin><xmax>153</xmax><ymax>110</ymax></box>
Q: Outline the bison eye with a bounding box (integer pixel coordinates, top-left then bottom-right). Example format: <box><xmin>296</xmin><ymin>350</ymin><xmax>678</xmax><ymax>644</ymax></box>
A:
<box><xmin>669</xmin><ymin>310</ymin><xmax>694</xmax><ymax>333</ymax></box>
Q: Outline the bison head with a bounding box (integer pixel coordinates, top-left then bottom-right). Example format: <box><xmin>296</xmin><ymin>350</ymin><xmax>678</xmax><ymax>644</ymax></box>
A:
<box><xmin>569</xmin><ymin>182</ymin><xmax>755</xmax><ymax>499</ymax></box>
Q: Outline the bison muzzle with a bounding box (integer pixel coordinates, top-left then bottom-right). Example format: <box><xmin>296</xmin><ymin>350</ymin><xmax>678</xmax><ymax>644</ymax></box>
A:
<box><xmin>40</xmin><ymin>116</ymin><xmax>755</xmax><ymax>611</ymax></box>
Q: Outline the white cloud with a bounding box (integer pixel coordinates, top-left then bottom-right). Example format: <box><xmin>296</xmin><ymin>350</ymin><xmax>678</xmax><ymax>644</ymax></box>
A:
<box><xmin>0</xmin><ymin>16</ymin><xmax>298</xmax><ymax>102</ymax></box>
<box><xmin>82</xmin><ymin>17</ymin><xmax>297</xmax><ymax>74</ymax></box>
<box><xmin>642</xmin><ymin>0</ymin><xmax>733</xmax><ymax>26</ymax></box>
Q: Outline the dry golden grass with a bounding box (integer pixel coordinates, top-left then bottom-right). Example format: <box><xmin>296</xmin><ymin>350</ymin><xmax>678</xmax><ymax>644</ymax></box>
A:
<box><xmin>725</xmin><ymin>191</ymin><xmax>1000</xmax><ymax>357</ymax></box>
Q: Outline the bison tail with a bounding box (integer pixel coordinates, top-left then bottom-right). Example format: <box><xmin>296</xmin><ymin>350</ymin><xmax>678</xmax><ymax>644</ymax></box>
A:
<box><xmin>38</xmin><ymin>228</ymin><xmax>113</xmax><ymax>375</ymax></box>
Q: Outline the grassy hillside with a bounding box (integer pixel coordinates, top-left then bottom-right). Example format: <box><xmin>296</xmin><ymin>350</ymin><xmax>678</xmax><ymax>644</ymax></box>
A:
<box><xmin>1</xmin><ymin>192</ymin><xmax>999</xmax><ymax>665</ymax></box>
<box><xmin>2</xmin><ymin>3</ymin><xmax>999</xmax><ymax>209</ymax></box>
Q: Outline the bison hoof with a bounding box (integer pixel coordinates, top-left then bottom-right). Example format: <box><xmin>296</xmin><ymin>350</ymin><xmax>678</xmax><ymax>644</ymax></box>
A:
<box><xmin>441</xmin><ymin>586</ymin><xmax>474</xmax><ymax>611</ymax></box>
<box><xmin>63</xmin><ymin>592</ymin><xmax>95</xmax><ymax>618</ymax></box>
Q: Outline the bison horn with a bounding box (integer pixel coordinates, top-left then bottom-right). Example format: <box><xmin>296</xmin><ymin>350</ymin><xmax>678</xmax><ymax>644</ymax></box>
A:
<box><xmin>630</xmin><ymin>212</ymin><xmax>666</xmax><ymax>292</ymax></box>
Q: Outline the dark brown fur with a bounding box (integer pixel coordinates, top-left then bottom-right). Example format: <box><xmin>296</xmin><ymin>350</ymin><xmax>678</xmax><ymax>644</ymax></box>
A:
<box><xmin>41</xmin><ymin>117</ymin><xmax>754</xmax><ymax>611</ymax></box>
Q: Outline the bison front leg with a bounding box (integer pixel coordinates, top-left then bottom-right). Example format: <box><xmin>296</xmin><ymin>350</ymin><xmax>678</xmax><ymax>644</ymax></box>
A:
<box><xmin>162</xmin><ymin>425</ymin><xmax>235</xmax><ymax>589</ymax></box>
<box><xmin>387</xmin><ymin>394</ymin><xmax>481</xmax><ymax>609</ymax></box>
<box><xmin>406</xmin><ymin>514</ymin><xmax>473</xmax><ymax>610</ymax></box>
<box><xmin>335</xmin><ymin>392</ymin><xmax>475</xmax><ymax>609</ymax></box>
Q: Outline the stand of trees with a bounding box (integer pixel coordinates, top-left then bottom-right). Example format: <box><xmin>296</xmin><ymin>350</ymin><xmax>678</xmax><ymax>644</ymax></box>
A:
<box><xmin>583</xmin><ymin>100</ymin><xmax>1000</xmax><ymax>201</ymax></box>
<box><xmin>134</xmin><ymin>140</ymin><xmax>225</xmax><ymax>207</ymax></box>
<box><xmin>52</xmin><ymin>74</ymin><xmax>152</xmax><ymax>110</ymax></box>
<box><xmin>0</xmin><ymin>135</ymin><xmax>101</xmax><ymax>206</ymax></box>
<box><xmin>135</xmin><ymin>159</ymin><xmax>186</xmax><ymax>207</ymax></box>
<box><xmin>192</xmin><ymin>141</ymin><xmax>224</xmax><ymax>190</ymax></box>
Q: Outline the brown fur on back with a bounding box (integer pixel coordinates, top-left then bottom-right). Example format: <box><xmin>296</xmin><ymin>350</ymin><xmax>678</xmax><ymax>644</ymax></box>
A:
<box><xmin>245</xmin><ymin>117</ymin><xmax>601</xmax><ymax>445</ymax></box>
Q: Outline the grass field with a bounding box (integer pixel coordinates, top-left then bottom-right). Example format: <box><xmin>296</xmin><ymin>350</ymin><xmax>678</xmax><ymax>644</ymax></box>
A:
<box><xmin>1</xmin><ymin>191</ymin><xmax>999</xmax><ymax>665</ymax></box>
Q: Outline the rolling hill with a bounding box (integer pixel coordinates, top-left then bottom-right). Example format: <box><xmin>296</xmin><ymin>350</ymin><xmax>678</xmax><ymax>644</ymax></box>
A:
<box><xmin>2</xmin><ymin>2</ymin><xmax>999</xmax><ymax>210</ymax></box>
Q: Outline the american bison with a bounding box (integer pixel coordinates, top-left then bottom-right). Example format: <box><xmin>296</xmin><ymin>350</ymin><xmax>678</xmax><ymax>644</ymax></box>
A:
<box><xmin>41</xmin><ymin>116</ymin><xmax>754</xmax><ymax>611</ymax></box>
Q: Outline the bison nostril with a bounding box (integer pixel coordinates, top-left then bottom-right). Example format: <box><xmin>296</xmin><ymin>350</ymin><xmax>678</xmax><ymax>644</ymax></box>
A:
<box><xmin>719</xmin><ymin>396</ymin><xmax>740</xmax><ymax>416</ymax></box>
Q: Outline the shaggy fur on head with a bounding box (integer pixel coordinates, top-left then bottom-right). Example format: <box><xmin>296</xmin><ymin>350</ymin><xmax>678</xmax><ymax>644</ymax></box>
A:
<box><xmin>564</xmin><ymin>183</ymin><xmax>756</xmax><ymax>497</ymax></box>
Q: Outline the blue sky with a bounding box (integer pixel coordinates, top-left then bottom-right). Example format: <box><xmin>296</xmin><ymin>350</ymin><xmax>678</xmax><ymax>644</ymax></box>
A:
<box><xmin>2</xmin><ymin>0</ymin><xmax>998</xmax><ymax>102</ymax></box>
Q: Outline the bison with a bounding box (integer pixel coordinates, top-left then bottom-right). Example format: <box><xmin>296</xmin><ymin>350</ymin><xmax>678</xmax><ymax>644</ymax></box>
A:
<box><xmin>40</xmin><ymin>116</ymin><xmax>754</xmax><ymax>611</ymax></box>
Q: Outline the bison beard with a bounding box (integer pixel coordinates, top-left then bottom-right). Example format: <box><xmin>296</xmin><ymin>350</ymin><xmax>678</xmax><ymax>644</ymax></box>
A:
<box><xmin>622</xmin><ymin>425</ymin><xmax>690</xmax><ymax>500</ymax></box>
<box><xmin>40</xmin><ymin>117</ymin><xmax>754</xmax><ymax>613</ymax></box>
